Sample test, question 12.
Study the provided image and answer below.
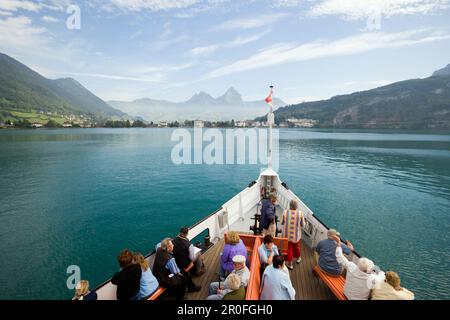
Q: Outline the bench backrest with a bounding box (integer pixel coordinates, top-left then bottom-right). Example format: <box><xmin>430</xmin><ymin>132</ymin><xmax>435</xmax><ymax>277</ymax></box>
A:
<box><xmin>273</xmin><ymin>237</ymin><xmax>288</xmax><ymax>256</ymax></box>
<box><xmin>245</xmin><ymin>237</ymin><xmax>262</xmax><ymax>300</ymax></box>
<box><xmin>313</xmin><ymin>265</ymin><xmax>347</xmax><ymax>300</ymax></box>
<box><xmin>245</xmin><ymin>235</ymin><xmax>289</xmax><ymax>300</ymax></box>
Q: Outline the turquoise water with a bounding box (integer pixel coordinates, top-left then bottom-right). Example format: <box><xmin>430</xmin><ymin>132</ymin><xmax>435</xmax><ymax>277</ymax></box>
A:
<box><xmin>0</xmin><ymin>128</ymin><xmax>449</xmax><ymax>300</ymax></box>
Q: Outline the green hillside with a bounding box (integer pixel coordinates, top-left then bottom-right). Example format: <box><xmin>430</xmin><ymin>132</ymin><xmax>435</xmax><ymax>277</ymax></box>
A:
<box><xmin>263</xmin><ymin>68</ymin><xmax>450</xmax><ymax>129</ymax></box>
<box><xmin>0</xmin><ymin>52</ymin><xmax>127</xmax><ymax>125</ymax></box>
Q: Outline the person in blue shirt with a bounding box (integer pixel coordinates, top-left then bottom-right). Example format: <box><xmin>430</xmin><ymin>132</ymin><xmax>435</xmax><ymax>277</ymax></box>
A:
<box><xmin>258</xmin><ymin>235</ymin><xmax>280</xmax><ymax>275</ymax></box>
<box><xmin>153</xmin><ymin>238</ymin><xmax>200</xmax><ymax>299</ymax></box>
<box><xmin>315</xmin><ymin>229</ymin><xmax>354</xmax><ymax>276</ymax></box>
<box><xmin>153</xmin><ymin>238</ymin><xmax>187</xmax><ymax>300</ymax></box>
<box><xmin>260</xmin><ymin>255</ymin><xmax>296</xmax><ymax>300</ymax></box>
<box><xmin>133</xmin><ymin>252</ymin><xmax>159</xmax><ymax>300</ymax></box>
<box><xmin>260</xmin><ymin>194</ymin><xmax>277</xmax><ymax>236</ymax></box>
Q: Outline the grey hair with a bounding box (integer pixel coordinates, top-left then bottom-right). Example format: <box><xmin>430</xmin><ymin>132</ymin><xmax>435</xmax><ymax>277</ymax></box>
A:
<box><xmin>227</xmin><ymin>273</ymin><xmax>241</xmax><ymax>291</ymax></box>
<box><xmin>327</xmin><ymin>229</ymin><xmax>339</xmax><ymax>239</ymax></box>
<box><xmin>160</xmin><ymin>238</ymin><xmax>172</xmax><ymax>251</ymax></box>
<box><xmin>357</xmin><ymin>257</ymin><xmax>375</xmax><ymax>273</ymax></box>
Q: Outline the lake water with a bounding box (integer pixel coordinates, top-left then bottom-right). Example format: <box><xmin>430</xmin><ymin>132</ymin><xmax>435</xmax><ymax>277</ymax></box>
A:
<box><xmin>0</xmin><ymin>128</ymin><xmax>449</xmax><ymax>300</ymax></box>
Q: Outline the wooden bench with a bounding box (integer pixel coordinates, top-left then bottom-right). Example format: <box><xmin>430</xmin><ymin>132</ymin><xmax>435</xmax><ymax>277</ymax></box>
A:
<box><xmin>148</xmin><ymin>287</ymin><xmax>166</xmax><ymax>300</ymax></box>
<box><xmin>273</xmin><ymin>237</ymin><xmax>288</xmax><ymax>257</ymax></box>
<box><xmin>312</xmin><ymin>265</ymin><xmax>347</xmax><ymax>300</ymax></box>
<box><xmin>246</xmin><ymin>235</ymin><xmax>289</xmax><ymax>300</ymax></box>
<box><xmin>222</xmin><ymin>233</ymin><xmax>259</xmax><ymax>300</ymax></box>
<box><xmin>245</xmin><ymin>236</ymin><xmax>262</xmax><ymax>300</ymax></box>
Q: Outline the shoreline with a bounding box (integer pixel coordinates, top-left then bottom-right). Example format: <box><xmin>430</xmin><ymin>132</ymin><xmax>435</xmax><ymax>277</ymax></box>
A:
<box><xmin>1</xmin><ymin>126</ymin><xmax>450</xmax><ymax>134</ymax></box>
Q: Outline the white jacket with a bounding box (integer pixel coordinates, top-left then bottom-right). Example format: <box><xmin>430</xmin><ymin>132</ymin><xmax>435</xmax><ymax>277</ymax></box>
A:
<box><xmin>335</xmin><ymin>247</ymin><xmax>385</xmax><ymax>300</ymax></box>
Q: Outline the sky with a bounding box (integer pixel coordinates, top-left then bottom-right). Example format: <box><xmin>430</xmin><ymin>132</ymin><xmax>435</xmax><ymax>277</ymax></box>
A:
<box><xmin>1</xmin><ymin>0</ymin><xmax>450</xmax><ymax>104</ymax></box>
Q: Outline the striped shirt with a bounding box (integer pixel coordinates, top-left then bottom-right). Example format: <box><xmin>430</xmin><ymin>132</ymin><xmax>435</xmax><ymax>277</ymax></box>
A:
<box><xmin>281</xmin><ymin>209</ymin><xmax>305</xmax><ymax>243</ymax></box>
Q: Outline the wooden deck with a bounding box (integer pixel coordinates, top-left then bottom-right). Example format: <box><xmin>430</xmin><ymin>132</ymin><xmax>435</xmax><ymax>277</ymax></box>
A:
<box><xmin>186</xmin><ymin>239</ymin><xmax>335</xmax><ymax>300</ymax></box>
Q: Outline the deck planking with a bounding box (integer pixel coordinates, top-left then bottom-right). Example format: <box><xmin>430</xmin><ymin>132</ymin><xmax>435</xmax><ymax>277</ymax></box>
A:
<box><xmin>185</xmin><ymin>238</ymin><xmax>335</xmax><ymax>300</ymax></box>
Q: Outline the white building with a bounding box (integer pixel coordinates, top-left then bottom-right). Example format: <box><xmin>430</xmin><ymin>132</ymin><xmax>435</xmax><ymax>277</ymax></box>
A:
<box><xmin>194</xmin><ymin>120</ymin><xmax>204</xmax><ymax>128</ymax></box>
<box><xmin>287</xmin><ymin>118</ymin><xmax>318</xmax><ymax>128</ymax></box>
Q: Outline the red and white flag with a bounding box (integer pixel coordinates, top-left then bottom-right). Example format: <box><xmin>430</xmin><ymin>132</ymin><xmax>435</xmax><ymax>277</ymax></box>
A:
<box><xmin>265</xmin><ymin>88</ymin><xmax>273</xmax><ymax>104</ymax></box>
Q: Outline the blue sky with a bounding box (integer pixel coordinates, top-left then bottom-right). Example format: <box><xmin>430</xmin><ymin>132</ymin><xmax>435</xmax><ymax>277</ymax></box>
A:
<box><xmin>1</xmin><ymin>0</ymin><xmax>450</xmax><ymax>104</ymax></box>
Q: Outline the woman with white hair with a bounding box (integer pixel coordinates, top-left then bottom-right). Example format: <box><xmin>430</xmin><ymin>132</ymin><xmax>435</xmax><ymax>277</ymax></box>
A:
<box><xmin>207</xmin><ymin>255</ymin><xmax>249</xmax><ymax>300</ymax></box>
<box><xmin>332</xmin><ymin>235</ymin><xmax>385</xmax><ymax>300</ymax></box>
<box><xmin>222</xmin><ymin>273</ymin><xmax>246</xmax><ymax>300</ymax></box>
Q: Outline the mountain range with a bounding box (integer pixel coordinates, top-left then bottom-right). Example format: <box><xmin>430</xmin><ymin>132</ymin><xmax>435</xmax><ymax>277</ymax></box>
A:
<box><xmin>0</xmin><ymin>52</ymin><xmax>126</xmax><ymax>123</ymax></box>
<box><xmin>108</xmin><ymin>88</ymin><xmax>286</xmax><ymax>122</ymax></box>
<box><xmin>1</xmin><ymin>51</ymin><xmax>449</xmax><ymax>129</ymax></box>
<box><xmin>267</xmin><ymin>64</ymin><xmax>450</xmax><ymax>129</ymax></box>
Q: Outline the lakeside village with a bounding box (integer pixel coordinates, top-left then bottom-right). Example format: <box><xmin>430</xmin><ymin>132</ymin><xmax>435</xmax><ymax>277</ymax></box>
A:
<box><xmin>0</xmin><ymin>112</ymin><xmax>318</xmax><ymax>129</ymax></box>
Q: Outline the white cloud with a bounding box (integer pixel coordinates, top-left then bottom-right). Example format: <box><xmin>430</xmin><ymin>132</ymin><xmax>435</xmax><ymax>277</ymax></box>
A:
<box><xmin>190</xmin><ymin>29</ymin><xmax>271</xmax><ymax>56</ymax></box>
<box><xmin>0</xmin><ymin>0</ymin><xmax>41</xmax><ymax>12</ymax></box>
<box><xmin>41</xmin><ymin>16</ymin><xmax>60</xmax><ymax>23</ymax></box>
<box><xmin>150</xmin><ymin>34</ymin><xmax>190</xmax><ymax>50</ymax></box>
<box><xmin>0</xmin><ymin>10</ymin><xmax>13</xmax><ymax>16</ymax></box>
<box><xmin>308</xmin><ymin>0</ymin><xmax>450</xmax><ymax>20</ymax></box>
<box><xmin>160</xmin><ymin>22</ymin><xmax>173</xmax><ymax>38</ymax></box>
<box><xmin>217</xmin><ymin>13</ymin><xmax>288</xmax><ymax>30</ymax></box>
<box><xmin>64</xmin><ymin>72</ymin><xmax>166</xmax><ymax>83</ymax></box>
<box><xmin>130</xmin><ymin>63</ymin><xmax>195</xmax><ymax>75</ymax></box>
<box><xmin>0</xmin><ymin>16</ymin><xmax>48</xmax><ymax>48</ymax></box>
<box><xmin>41</xmin><ymin>0</ymin><xmax>73</xmax><ymax>12</ymax></box>
<box><xmin>272</xmin><ymin>0</ymin><xmax>303</xmax><ymax>7</ymax></box>
<box><xmin>97</xmin><ymin>0</ymin><xmax>202</xmax><ymax>12</ymax></box>
<box><xmin>0</xmin><ymin>0</ymin><xmax>72</xmax><ymax>13</ymax></box>
<box><xmin>206</xmin><ymin>28</ymin><xmax>450</xmax><ymax>79</ymax></box>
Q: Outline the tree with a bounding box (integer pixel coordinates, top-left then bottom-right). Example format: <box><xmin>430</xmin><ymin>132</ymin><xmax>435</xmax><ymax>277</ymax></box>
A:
<box><xmin>45</xmin><ymin>120</ymin><xmax>61</xmax><ymax>128</ymax></box>
<box><xmin>14</xmin><ymin>119</ymin><xmax>31</xmax><ymax>128</ymax></box>
<box><xmin>132</xmin><ymin>120</ymin><xmax>146</xmax><ymax>128</ymax></box>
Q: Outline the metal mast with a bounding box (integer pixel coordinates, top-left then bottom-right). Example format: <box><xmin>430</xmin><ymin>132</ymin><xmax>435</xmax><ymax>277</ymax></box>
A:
<box><xmin>267</xmin><ymin>85</ymin><xmax>274</xmax><ymax>169</ymax></box>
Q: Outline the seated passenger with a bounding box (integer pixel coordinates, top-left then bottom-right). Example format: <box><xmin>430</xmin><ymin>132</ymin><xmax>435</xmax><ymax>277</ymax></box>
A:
<box><xmin>111</xmin><ymin>249</ymin><xmax>142</xmax><ymax>300</ymax></box>
<box><xmin>333</xmin><ymin>235</ymin><xmax>385</xmax><ymax>300</ymax></box>
<box><xmin>260</xmin><ymin>255</ymin><xmax>296</xmax><ymax>300</ymax></box>
<box><xmin>172</xmin><ymin>227</ymin><xmax>205</xmax><ymax>277</ymax></box>
<box><xmin>220</xmin><ymin>231</ymin><xmax>248</xmax><ymax>278</ymax></box>
<box><xmin>371</xmin><ymin>271</ymin><xmax>415</xmax><ymax>300</ymax></box>
<box><xmin>315</xmin><ymin>229</ymin><xmax>354</xmax><ymax>276</ymax></box>
<box><xmin>73</xmin><ymin>280</ymin><xmax>97</xmax><ymax>300</ymax></box>
<box><xmin>258</xmin><ymin>235</ymin><xmax>288</xmax><ymax>276</ymax></box>
<box><xmin>208</xmin><ymin>255</ymin><xmax>250</xmax><ymax>300</ymax></box>
<box><xmin>153</xmin><ymin>238</ymin><xmax>187</xmax><ymax>300</ymax></box>
<box><xmin>133</xmin><ymin>252</ymin><xmax>159</xmax><ymax>300</ymax></box>
<box><xmin>222</xmin><ymin>274</ymin><xmax>246</xmax><ymax>301</ymax></box>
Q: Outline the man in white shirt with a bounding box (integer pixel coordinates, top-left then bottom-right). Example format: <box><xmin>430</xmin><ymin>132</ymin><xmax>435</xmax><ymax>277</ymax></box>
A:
<box><xmin>333</xmin><ymin>235</ymin><xmax>385</xmax><ymax>300</ymax></box>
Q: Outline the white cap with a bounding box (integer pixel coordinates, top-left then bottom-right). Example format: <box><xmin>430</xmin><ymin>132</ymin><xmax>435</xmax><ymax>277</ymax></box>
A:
<box><xmin>232</xmin><ymin>255</ymin><xmax>246</xmax><ymax>264</ymax></box>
